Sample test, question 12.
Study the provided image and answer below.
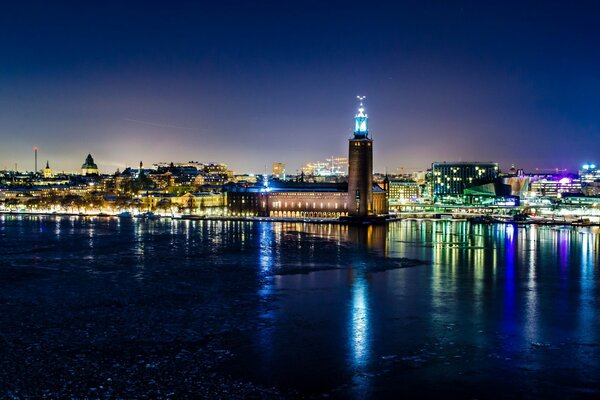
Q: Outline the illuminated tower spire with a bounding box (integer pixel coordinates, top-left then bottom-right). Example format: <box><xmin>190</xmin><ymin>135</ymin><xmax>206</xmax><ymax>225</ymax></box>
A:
<box><xmin>353</xmin><ymin>96</ymin><xmax>368</xmax><ymax>139</ymax></box>
<box><xmin>348</xmin><ymin>96</ymin><xmax>373</xmax><ymax>218</ymax></box>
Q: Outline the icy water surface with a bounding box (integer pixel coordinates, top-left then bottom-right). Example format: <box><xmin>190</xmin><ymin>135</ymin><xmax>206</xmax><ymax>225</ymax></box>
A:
<box><xmin>1</xmin><ymin>215</ymin><xmax>599</xmax><ymax>398</ymax></box>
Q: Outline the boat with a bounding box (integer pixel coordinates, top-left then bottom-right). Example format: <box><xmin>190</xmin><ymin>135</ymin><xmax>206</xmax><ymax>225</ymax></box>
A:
<box><xmin>118</xmin><ymin>211</ymin><xmax>133</xmax><ymax>218</ymax></box>
<box><xmin>135</xmin><ymin>212</ymin><xmax>159</xmax><ymax>220</ymax></box>
<box><xmin>179</xmin><ymin>214</ymin><xmax>206</xmax><ymax>221</ymax></box>
<box><xmin>503</xmin><ymin>213</ymin><xmax>532</xmax><ymax>225</ymax></box>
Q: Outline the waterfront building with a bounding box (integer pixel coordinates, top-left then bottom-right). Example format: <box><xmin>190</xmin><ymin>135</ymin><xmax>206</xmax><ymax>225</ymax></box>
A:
<box><xmin>431</xmin><ymin>162</ymin><xmax>499</xmax><ymax>197</ymax></box>
<box><xmin>348</xmin><ymin>97</ymin><xmax>373</xmax><ymax>217</ymax></box>
<box><xmin>227</xmin><ymin>98</ymin><xmax>386</xmax><ymax>219</ymax></box>
<box><xmin>140</xmin><ymin>191</ymin><xmax>226</xmax><ymax>214</ymax></box>
<box><xmin>81</xmin><ymin>154</ymin><xmax>99</xmax><ymax>176</ymax></box>
<box><xmin>228</xmin><ymin>182</ymin><xmax>349</xmax><ymax>218</ymax></box>
<box><xmin>388</xmin><ymin>180</ymin><xmax>420</xmax><ymax>205</ymax></box>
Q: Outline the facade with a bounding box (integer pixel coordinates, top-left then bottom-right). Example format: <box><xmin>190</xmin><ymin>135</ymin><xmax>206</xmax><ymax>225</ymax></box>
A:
<box><xmin>388</xmin><ymin>180</ymin><xmax>420</xmax><ymax>205</ymax></box>
<box><xmin>265</xmin><ymin>183</ymin><xmax>349</xmax><ymax>218</ymax></box>
<box><xmin>348</xmin><ymin>97</ymin><xmax>373</xmax><ymax>217</ymax></box>
<box><xmin>503</xmin><ymin>176</ymin><xmax>530</xmax><ymax>197</ymax></box>
<box><xmin>302</xmin><ymin>157</ymin><xmax>348</xmax><ymax>177</ymax></box>
<box><xmin>579</xmin><ymin>163</ymin><xmax>600</xmax><ymax>183</ymax></box>
<box><xmin>227</xmin><ymin>181</ymin><xmax>387</xmax><ymax>219</ymax></box>
<box><xmin>227</xmin><ymin>186</ymin><xmax>266</xmax><ymax>216</ymax></box>
<box><xmin>227</xmin><ymin>183</ymin><xmax>348</xmax><ymax>218</ymax></box>
<box><xmin>431</xmin><ymin>162</ymin><xmax>499</xmax><ymax>197</ymax></box>
<box><xmin>153</xmin><ymin>161</ymin><xmax>204</xmax><ymax>171</ymax></box>
<box><xmin>140</xmin><ymin>191</ymin><xmax>226</xmax><ymax>214</ymax></box>
<box><xmin>81</xmin><ymin>154</ymin><xmax>99</xmax><ymax>175</ymax></box>
<box><xmin>272</xmin><ymin>163</ymin><xmax>286</xmax><ymax>179</ymax></box>
<box><xmin>529</xmin><ymin>177</ymin><xmax>582</xmax><ymax>198</ymax></box>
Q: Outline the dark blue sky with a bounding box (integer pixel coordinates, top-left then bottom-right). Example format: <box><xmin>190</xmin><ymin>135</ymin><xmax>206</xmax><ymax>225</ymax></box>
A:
<box><xmin>1</xmin><ymin>1</ymin><xmax>599</xmax><ymax>174</ymax></box>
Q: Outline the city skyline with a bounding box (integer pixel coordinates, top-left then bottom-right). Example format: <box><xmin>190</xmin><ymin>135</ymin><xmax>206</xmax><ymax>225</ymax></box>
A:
<box><xmin>3</xmin><ymin>3</ymin><xmax>600</xmax><ymax>399</ymax></box>
<box><xmin>1</xmin><ymin>1</ymin><xmax>599</xmax><ymax>173</ymax></box>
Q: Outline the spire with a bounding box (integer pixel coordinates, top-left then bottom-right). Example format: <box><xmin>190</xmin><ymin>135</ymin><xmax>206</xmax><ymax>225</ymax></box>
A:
<box><xmin>46</xmin><ymin>160</ymin><xmax>50</xmax><ymax>169</ymax></box>
<box><xmin>353</xmin><ymin>96</ymin><xmax>368</xmax><ymax>139</ymax></box>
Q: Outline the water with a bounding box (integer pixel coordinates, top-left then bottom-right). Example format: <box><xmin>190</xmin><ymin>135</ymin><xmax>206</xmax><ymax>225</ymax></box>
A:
<box><xmin>1</xmin><ymin>215</ymin><xmax>599</xmax><ymax>398</ymax></box>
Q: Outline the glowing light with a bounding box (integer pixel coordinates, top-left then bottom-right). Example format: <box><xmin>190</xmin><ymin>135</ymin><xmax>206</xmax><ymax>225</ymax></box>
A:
<box><xmin>353</xmin><ymin>96</ymin><xmax>368</xmax><ymax>137</ymax></box>
<box><xmin>350</xmin><ymin>272</ymin><xmax>370</xmax><ymax>367</ymax></box>
<box><xmin>559</xmin><ymin>177</ymin><xmax>571</xmax><ymax>184</ymax></box>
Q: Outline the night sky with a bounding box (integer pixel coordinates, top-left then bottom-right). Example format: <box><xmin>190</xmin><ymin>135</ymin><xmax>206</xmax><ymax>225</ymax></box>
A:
<box><xmin>1</xmin><ymin>1</ymin><xmax>599</xmax><ymax>174</ymax></box>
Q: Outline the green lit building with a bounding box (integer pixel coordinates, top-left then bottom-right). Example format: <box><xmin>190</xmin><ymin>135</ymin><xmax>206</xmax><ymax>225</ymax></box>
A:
<box><xmin>431</xmin><ymin>162</ymin><xmax>499</xmax><ymax>197</ymax></box>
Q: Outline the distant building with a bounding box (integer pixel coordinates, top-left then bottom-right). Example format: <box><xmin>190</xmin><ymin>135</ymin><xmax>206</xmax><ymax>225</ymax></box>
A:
<box><xmin>227</xmin><ymin>98</ymin><xmax>387</xmax><ymax>219</ymax></box>
<box><xmin>272</xmin><ymin>162</ymin><xmax>286</xmax><ymax>179</ymax></box>
<box><xmin>228</xmin><ymin>182</ymin><xmax>350</xmax><ymax>218</ymax></box>
<box><xmin>579</xmin><ymin>163</ymin><xmax>600</xmax><ymax>183</ymax></box>
<box><xmin>204</xmin><ymin>162</ymin><xmax>232</xmax><ymax>176</ymax></box>
<box><xmin>431</xmin><ymin>162</ymin><xmax>499</xmax><ymax>197</ymax></box>
<box><xmin>140</xmin><ymin>191</ymin><xmax>226</xmax><ymax>214</ymax></box>
<box><xmin>529</xmin><ymin>176</ymin><xmax>582</xmax><ymax>198</ymax></box>
<box><xmin>302</xmin><ymin>157</ymin><xmax>348</xmax><ymax>177</ymax></box>
<box><xmin>81</xmin><ymin>154</ymin><xmax>99</xmax><ymax>176</ymax></box>
<box><xmin>503</xmin><ymin>175</ymin><xmax>530</xmax><ymax>197</ymax></box>
<box><xmin>388</xmin><ymin>180</ymin><xmax>420</xmax><ymax>205</ymax></box>
<box><xmin>203</xmin><ymin>162</ymin><xmax>233</xmax><ymax>184</ymax></box>
<box><xmin>153</xmin><ymin>161</ymin><xmax>204</xmax><ymax>171</ymax></box>
<box><xmin>43</xmin><ymin>161</ymin><xmax>53</xmax><ymax>179</ymax></box>
<box><xmin>327</xmin><ymin>157</ymin><xmax>348</xmax><ymax>175</ymax></box>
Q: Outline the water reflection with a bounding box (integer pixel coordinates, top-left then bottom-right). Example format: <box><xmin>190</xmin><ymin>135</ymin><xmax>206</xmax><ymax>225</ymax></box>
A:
<box><xmin>348</xmin><ymin>267</ymin><xmax>371</xmax><ymax>398</ymax></box>
<box><xmin>579</xmin><ymin>231</ymin><xmax>597</xmax><ymax>344</ymax></box>
<box><xmin>524</xmin><ymin>226</ymin><xmax>538</xmax><ymax>344</ymax></box>
<box><xmin>3</xmin><ymin>215</ymin><xmax>599</xmax><ymax>397</ymax></box>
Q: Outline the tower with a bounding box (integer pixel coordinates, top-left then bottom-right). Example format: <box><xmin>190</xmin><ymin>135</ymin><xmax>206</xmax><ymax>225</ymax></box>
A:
<box><xmin>43</xmin><ymin>161</ymin><xmax>53</xmax><ymax>178</ymax></box>
<box><xmin>34</xmin><ymin>146</ymin><xmax>38</xmax><ymax>174</ymax></box>
<box><xmin>348</xmin><ymin>96</ymin><xmax>373</xmax><ymax>218</ymax></box>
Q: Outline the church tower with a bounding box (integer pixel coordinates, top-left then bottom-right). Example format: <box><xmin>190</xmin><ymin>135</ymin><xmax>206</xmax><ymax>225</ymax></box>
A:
<box><xmin>348</xmin><ymin>96</ymin><xmax>373</xmax><ymax>218</ymax></box>
<box><xmin>43</xmin><ymin>161</ymin><xmax>53</xmax><ymax>178</ymax></box>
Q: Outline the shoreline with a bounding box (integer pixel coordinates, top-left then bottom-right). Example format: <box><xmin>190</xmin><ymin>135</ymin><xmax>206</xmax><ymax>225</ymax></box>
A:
<box><xmin>1</xmin><ymin>210</ymin><xmax>598</xmax><ymax>227</ymax></box>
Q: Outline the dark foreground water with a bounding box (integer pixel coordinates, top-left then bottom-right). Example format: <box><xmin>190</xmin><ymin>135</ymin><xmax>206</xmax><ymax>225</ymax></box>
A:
<box><xmin>1</xmin><ymin>215</ymin><xmax>599</xmax><ymax>399</ymax></box>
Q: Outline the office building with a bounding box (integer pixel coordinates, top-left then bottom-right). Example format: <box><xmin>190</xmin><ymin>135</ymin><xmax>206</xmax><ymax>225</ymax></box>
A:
<box><xmin>431</xmin><ymin>162</ymin><xmax>499</xmax><ymax>197</ymax></box>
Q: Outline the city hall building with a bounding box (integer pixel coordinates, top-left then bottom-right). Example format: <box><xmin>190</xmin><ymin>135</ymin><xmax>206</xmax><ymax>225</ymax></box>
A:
<box><xmin>227</xmin><ymin>99</ymin><xmax>388</xmax><ymax>219</ymax></box>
